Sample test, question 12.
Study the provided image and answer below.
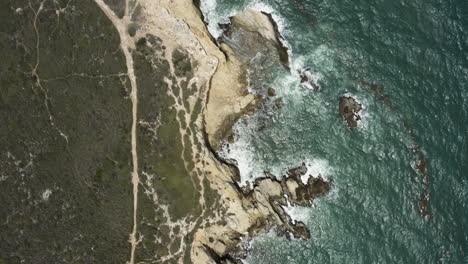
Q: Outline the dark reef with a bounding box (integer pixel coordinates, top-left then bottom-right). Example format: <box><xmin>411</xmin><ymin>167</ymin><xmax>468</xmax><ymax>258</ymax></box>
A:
<box><xmin>339</xmin><ymin>96</ymin><xmax>362</xmax><ymax>128</ymax></box>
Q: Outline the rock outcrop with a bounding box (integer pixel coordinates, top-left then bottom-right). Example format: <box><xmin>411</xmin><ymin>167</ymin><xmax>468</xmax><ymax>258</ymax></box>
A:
<box><xmin>339</xmin><ymin>96</ymin><xmax>362</xmax><ymax>128</ymax></box>
<box><xmin>194</xmin><ymin>164</ymin><xmax>330</xmax><ymax>263</ymax></box>
<box><xmin>1</xmin><ymin>0</ymin><xmax>329</xmax><ymax>263</ymax></box>
<box><xmin>205</xmin><ymin>9</ymin><xmax>290</xmax><ymax>150</ymax></box>
<box><xmin>190</xmin><ymin>8</ymin><xmax>330</xmax><ymax>263</ymax></box>
<box><xmin>300</xmin><ymin>69</ymin><xmax>320</xmax><ymax>91</ymax></box>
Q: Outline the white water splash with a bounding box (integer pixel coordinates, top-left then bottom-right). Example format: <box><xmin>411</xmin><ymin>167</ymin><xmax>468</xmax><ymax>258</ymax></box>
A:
<box><xmin>199</xmin><ymin>0</ymin><xmax>242</xmax><ymax>38</ymax></box>
<box><xmin>283</xmin><ymin>205</ymin><xmax>314</xmax><ymax>224</ymax></box>
<box><xmin>218</xmin><ymin>120</ymin><xmax>260</xmax><ymax>185</ymax></box>
<box><xmin>206</xmin><ymin>2</ymin><xmax>337</xmax><ymax>189</ymax></box>
<box><xmin>302</xmin><ymin>158</ymin><xmax>332</xmax><ymax>184</ymax></box>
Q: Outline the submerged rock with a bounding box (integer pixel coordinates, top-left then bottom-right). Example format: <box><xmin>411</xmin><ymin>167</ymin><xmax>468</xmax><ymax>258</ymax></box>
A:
<box><xmin>300</xmin><ymin>69</ymin><xmax>320</xmax><ymax>91</ymax></box>
<box><xmin>267</xmin><ymin>87</ymin><xmax>276</xmax><ymax>97</ymax></box>
<box><xmin>275</xmin><ymin>98</ymin><xmax>283</xmax><ymax>109</ymax></box>
<box><xmin>339</xmin><ymin>96</ymin><xmax>362</xmax><ymax>128</ymax></box>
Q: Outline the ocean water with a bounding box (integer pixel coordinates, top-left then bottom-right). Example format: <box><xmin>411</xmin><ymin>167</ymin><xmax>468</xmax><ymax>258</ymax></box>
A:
<box><xmin>201</xmin><ymin>0</ymin><xmax>468</xmax><ymax>263</ymax></box>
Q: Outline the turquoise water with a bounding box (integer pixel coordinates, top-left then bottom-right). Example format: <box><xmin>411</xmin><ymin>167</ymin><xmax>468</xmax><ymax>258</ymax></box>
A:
<box><xmin>201</xmin><ymin>0</ymin><xmax>468</xmax><ymax>263</ymax></box>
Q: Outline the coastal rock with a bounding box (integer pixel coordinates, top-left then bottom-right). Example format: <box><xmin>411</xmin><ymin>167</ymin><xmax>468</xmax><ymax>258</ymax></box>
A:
<box><xmin>228</xmin><ymin>9</ymin><xmax>290</xmax><ymax>68</ymax></box>
<box><xmin>205</xmin><ymin>8</ymin><xmax>290</xmax><ymax>150</ymax></box>
<box><xmin>300</xmin><ymin>69</ymin><xmax>320</xmax><ymax>91</ymax></box>
<box><xmin>225</xmin><ymin>165</ymin><xmax>329</xmax><ymax>253</ymax></box>
<box><xmin>0</xmin><ymin>0</ymin><xmax>328</xmax><ymax>263</ymax></box>
<box><xmin>119</xmin><ymin>2</ymin><xmax>329</xmax><ymax>263</ymax></box>
<box><xmin>275</xmin><ymin>98</ymin><xmax>283</xmax><ymax>109</ymax></box>
<box><xmin>194</xmin><ymin>161</ymin><xmax>331</xmax><ymax>263</ymax></box>
<box><xmin>267</xmin><ymin>87</ymin><xmax>276</xmax><ymax>97</ymax></box>
<box><xmin>339</xmin><ymin>96</ymin><xmax>362</xmax><ymax>128</ymax></box>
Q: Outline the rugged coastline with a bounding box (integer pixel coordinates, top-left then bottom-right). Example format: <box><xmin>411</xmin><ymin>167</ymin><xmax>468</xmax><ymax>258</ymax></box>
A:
<box><xmin>132</xmin><ymin>1</ymin><xmax>332</xmax><ymax>262</ymax></box>
<box><xmin>179</xmin><ymin>3</ymin><xmax>331</xmax><ymax>263</ymax></box>
<box><xmin>0</xmin><ymin>1</ymin><xmax>329</xmax><ymax>263</ymax></box>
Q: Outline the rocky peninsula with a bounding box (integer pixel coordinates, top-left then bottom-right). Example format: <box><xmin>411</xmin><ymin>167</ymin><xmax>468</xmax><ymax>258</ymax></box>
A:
<box><xmin>0</xmin><ymin>1</ymin><xmax>329</xmax><ymax>263</ymax></box>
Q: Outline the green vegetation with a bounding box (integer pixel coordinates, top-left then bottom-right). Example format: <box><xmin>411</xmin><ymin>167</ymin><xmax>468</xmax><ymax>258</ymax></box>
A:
<box><xmin>172</xmin><ymin>49</ymin><xmax>192</xmax><ymax>77</ymax></box>
<box><xmin>0</xmin><ymin>0</ymin><xmax>222</xmax><ymax>261</ymax></box>
<box><xmin>133</xmin><ymin>38</ymin><xmax>203</xmax><ymax>262</ymax></box>
<box><xmin>0</xmin><ymin>0</ymin><xmax>133</xmax><ymax>263</ymax></box>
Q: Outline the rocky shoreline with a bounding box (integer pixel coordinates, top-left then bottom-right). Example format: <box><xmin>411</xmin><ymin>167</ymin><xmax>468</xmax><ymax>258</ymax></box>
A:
<box><xmin>1</xmin><ymin>1</ymin><xmax>440</xmax><ymax>263</ymax></box>
<box><xmin>200</xmin><ymin>165</ymin><xmax>330</xmax><ymax>263</ymax></box>
<box><xmin>0</xmin><ymin>0</ymin><xmax>330</xmax><ymax>262</ymax></box>
<box><xmin>0</xmin><ymin>0</ymin><xmax>331</xmax><ymax>262</ymax></box>
<box><xmin>183</xmin><ymin>3</ymin><xmax>331</xmax><ymax>263</ymax></box>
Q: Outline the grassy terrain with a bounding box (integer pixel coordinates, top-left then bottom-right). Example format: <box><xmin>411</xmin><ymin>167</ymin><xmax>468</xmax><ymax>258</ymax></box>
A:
<box><xmin>0</xmin><ymin>0</ymin><xmax>133</xmax><ymax>263</ymax></box>
<box><xmin>133</xmin><ymin>35</ymin><xmax>203</xmax><ymax>262</ymax></box>
<box><xmin>0</xmin><ymin>1</ymin><xmax>222</xmax><ymax>263</ymax></box>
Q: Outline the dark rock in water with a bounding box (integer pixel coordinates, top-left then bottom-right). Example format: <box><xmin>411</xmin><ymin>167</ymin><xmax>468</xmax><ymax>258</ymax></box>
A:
<box><xmin>287</xmin><ymin>164</ymin><xmax>308</xmax><ymax>179</ymax></box>
<box><xmin>416</xmin><ymin>159</ymin><xmax>431</xmax><ymax>217</ymax></box>
<box><xmin>281</xmin><ymin>163</ymin><xmax>331</xmax><ymax>207</ymax></box>
<box><xmin>267</xmin><ymin>87</ymin><xmax>276</xmax><ymax>97</ymax></box>
<box><xmin>260</xmin><ymin>12</ymin><xmax>290</xmax><ymax>69</ymax></box>
<box><xmin>299</xmin><ymin>69</ymin><xmax>320</xmax><ymax>91</ymax></box>
<box><xmin>301</xmin><ymin>177</ymin><xmax>330</xmax><ymax>202</ymax></box>
<box><xmin>275</xmin><ymin>98</ymin><xmax>282</xmax><ymax>109</ymax></box>
<box><xmin>339</xmin><ymin>96</ymin><xmax>362</xmax><ymax>128</ymax></box>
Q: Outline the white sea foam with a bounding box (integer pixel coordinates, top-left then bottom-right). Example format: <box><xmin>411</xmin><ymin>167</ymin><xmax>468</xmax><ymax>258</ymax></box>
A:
<box><xmin>199</xmin><ymin>0</ymin><xmax>239</xmax><ymax>38</ymax></box>
<box><xmin>204</xmin><ymin>2</ymin><xmax>340</xmax><ymax>191</ymax></box>
<box><xmin>248</xmin><ymin>1</ymin><xmax>294</xmax><ymax>65</ymax></box>
<box><xmin>288</xmin><ymin>47</ymin><xmax>335</xmax><ymax>94</ymax></box>
<box><xmin>218</xmin><ymin>119</ymin><xmax>262</xmax><ymax>186</ymax></box>
<box><xmin>302</xmin><ymin>158</ymin><xmax>332</xmax><ymax>184</ymax></box>
<box><xmin>283</xmin><ymin>205</ymin><xmax>313</xmax><ymax>224</ymax></box>
<box><xmin>301</xmin><ymin>70</ymin><xmax>323</xmax><ymax>91</ymax></box>
<box><xmin>310</xmin><ymin>45</ymin><xmax>337</xmax><ymax>73</ymax></box>
<box><xmin>272</xmin><ymin>71</ymin><xmax>299</xmax><ymax>98</ymax></box>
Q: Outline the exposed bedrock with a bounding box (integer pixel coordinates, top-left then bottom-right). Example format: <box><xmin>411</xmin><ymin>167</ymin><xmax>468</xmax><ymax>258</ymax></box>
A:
<box><xmin>219</xmin><ymin>9</ymin><xmax>290</xmax><ymax>69</ymax></box>
<box><xmin>194</xmin><ymin>6</ymin><xmax>333</xmax><ymax>264</ymax></box>
<box><xmin>199</xmin><ymin>164</ymin><xmax>331</xmax><ymax>263</ymax></box>
<box><xmin>205</xmin><ymin>8</ymin><xmax>290</xmax><ymax>150</ymax></box>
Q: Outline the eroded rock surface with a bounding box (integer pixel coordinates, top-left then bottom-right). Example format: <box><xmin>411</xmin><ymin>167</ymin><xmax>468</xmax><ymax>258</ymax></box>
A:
<box><xmin>205</xmin><ymin>9</ymin><xmax>290</xmax><ymax>150</ymax></box>
<box><xmin>197</xmin><ymin>164</ymin><xmax>330</xmax><ymax>262</ymax></box>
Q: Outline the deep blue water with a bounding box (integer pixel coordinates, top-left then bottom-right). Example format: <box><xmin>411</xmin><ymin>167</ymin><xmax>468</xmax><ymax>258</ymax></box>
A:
<box><xmin>201</xmin><ymin>0</ymin><xmax>468</xmax><ymax>263</ymax></box>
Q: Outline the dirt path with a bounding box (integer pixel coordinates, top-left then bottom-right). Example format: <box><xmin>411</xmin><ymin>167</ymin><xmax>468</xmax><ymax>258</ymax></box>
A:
<box><xmin>91</xmin><ymin>1</ymin><xmax>140</xmax><ymax>263</ymax></box>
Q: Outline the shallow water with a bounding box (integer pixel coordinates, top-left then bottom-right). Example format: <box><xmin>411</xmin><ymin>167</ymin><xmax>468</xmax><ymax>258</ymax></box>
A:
<box><xmin>201</xmin><ymin>0</ymin><xmax>468</xmax><ymax>263</ymax></box>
